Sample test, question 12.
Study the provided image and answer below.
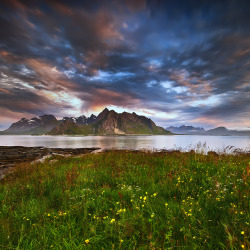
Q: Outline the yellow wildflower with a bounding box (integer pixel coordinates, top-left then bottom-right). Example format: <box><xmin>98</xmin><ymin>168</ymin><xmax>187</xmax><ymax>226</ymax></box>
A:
<box><xmin>241</xmin><ymin>231</ymin><xmax>244</xmax><ymax>235</ymax></box>
<box><xmin>85</xmin><ymin>239</ymin><xmax>90</xmax><ymax>244</ymax></box>
<box><xmin>111</xmin><ymin>219</ymin><xmax>115</xmax><ymax>223</ymax></box>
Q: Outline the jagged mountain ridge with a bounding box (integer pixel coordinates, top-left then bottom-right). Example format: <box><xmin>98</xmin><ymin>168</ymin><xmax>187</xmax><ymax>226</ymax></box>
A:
<box><xmin>50</xmin><ymin>108</ymin><xmax>171</xmax><ymax>135</ymax></box>
<box><xmin>4</xmin><ymin>114</ymin><xmax>98</xmax><ymax>135</ymax></box>
<box><xmin>95</xmin><ymin>108</ymin><xmax>167</xmax><ymax>135</ymax></box>
<box><xmin>5</xmin><ymin>115</ymin><xmax>59</xmax><ymax>134</ymax></box>
<box><xmin>61</xmin><ymin>114</ymin><xmax>97</xmax><ymax>125</ymax></box>
<box><xmin>3</xmin><ymin>109</ymin><xmax>172</xmax><ymax>135</ymax></box>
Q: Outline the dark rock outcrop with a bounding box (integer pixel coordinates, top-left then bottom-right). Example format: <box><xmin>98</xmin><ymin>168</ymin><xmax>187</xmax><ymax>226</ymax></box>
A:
<box><xmin>0</xmin><ymin>146</ymin><xmax>100</xmax><ymax>179</ymax></box>
<box><xmin>94</xmin><ymin>108</ymin><xmax>172</xmax><ymax>135</ymax></box>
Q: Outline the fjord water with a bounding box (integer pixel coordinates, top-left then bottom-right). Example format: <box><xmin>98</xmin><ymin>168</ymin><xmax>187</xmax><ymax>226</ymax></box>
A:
<box><xmin>0</xmin><ymin>135</ymin><xmax>249</xmax><ymax>152</ymax></box>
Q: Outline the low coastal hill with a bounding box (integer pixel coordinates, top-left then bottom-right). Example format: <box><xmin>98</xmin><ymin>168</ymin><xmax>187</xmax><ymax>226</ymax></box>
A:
<box><xmin>166</xmin><ymin>125</ymin><xmax>250</xmax><ymax>136</ymax></box>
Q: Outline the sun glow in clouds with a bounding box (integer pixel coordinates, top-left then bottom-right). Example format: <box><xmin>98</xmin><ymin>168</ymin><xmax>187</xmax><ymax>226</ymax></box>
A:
<box><xmin>41</xmin><ymin>90</ymin><xmax>83</xmax><ymax>116</ymax></box>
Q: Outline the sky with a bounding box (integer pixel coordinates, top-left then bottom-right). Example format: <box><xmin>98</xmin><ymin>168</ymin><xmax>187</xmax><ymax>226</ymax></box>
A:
<box><xmin>0</xmin><ymin>0</ymin><xmax>250</xmax><ymax>130</ymax></box>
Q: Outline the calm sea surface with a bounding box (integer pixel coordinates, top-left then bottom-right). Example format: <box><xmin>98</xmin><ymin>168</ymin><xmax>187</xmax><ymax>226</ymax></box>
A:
<box><xmin>0</xmin><ymin>135</ymin><xmax>249</xmax><ymax>152</ymax></box>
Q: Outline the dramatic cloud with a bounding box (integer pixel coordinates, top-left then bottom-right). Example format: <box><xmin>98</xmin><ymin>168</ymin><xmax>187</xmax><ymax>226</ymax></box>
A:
<box><xmin>0</xmin><ymin>0</ymin><xmax>249</xmax><ymax>129</ymax></box>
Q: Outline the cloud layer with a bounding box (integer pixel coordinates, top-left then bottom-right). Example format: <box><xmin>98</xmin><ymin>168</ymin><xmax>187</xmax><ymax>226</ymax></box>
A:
<box><xmin>0</xmin><ymin>0</ymin><xmax>249</xmax><ymax>129</ymax></box>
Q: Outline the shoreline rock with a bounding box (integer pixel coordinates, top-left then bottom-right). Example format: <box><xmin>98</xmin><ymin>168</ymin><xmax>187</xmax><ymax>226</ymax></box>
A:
<box><xmin>0</xmin><ymin>146</ymin><xmax>100</xmax><ymax>179</ymax></box>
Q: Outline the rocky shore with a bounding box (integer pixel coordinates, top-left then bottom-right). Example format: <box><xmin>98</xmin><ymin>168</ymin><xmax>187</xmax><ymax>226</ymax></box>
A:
<box><xmin>0</xmin><ymin>146</ymin><xmax>100</xmax><ymax>179</ymax></box>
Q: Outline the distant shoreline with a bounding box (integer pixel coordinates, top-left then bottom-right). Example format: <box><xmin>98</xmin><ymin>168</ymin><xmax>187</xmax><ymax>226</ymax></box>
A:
<box><xmin>0</xmin><ymin>133</ymin><xmax>249</xmax><ymax>136</ymax></box>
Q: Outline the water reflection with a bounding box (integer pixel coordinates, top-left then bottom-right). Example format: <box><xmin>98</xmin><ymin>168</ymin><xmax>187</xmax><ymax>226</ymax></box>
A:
<box><xmin>0</xmin><ymin>135</ymin><xmax>249</xmax><ymax>152</ymax></box>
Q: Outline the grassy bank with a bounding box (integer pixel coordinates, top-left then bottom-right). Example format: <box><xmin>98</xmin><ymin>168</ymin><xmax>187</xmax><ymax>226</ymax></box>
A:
<box><xmin>0</xmin><ymin>150</ymin><xmax>249</xmax><ymax>249</ymax></box>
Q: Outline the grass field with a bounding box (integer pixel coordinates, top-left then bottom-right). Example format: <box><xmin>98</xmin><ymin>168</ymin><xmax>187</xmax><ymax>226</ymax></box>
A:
<box><xmin>0</xmin><ymin>150</ymin><xmax>249</xmax><ymax>249</ymax></box>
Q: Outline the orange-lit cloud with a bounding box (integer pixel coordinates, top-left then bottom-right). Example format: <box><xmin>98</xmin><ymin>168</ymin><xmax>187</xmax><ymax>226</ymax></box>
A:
<box><xmin>192</xmin><ymin>116</ymin><xmax>250</xmax><ymax>129</ymax></box>
<box><xmin>191</xmin><ymin>117</ymin><xmax>225</xmax><ymax>127</ymax></box>
<box><xmin>142</xmin><ymin>109</ymin><xmax>155</xmax><ymax>115</ymax></box>
<box><xmin>170</xmin><ymin>69</ymin><xmax>212</xmax><ymax>96</ymax></box>
<box><xmin>0</xmin><ymin>107</ymin><xmax>32</xmax><ymax>121</ymax></box>
<box><xmin>50</xmin><ymin>2</ymin><xmax>73</xmax><ymax>16</ymax></box>
<box><xmin>0</xmin><ymin>50</ymin><xmax>9</xmax><ymax>56</ymax></box>
<box><xmin>25</xmin><ymin>58</ymin><xmax>76</xmax><ymax>90</ymax></box>
<box><xmin>124</xmin><ymin>0</ymin><xmax>147</xmax><ymax>11</ymax></box>
<box><xmin>0</xmin><ymin>49</ymin><xmax>19</xmax><ymax>63</ymax></box>
<box><xmin>0</xmin><ymin>88</ymin><xmax>10</xmax><ymax>93</ymax></box>
<box><xmin>86</xmin><ymin>88</ymin><xmax>139</xmax><ymax>111</ymax></box>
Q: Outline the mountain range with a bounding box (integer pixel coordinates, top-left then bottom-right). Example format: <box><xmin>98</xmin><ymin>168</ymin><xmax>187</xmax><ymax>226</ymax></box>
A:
<box><xmin>4</xmin><ymin>115</ymin><xmax>59</xmax><ymax>134</ymax></box>
<box><xmin>166</xmin><ymin>125</ymin><xmax>205</xmax><ymax>134</ymax></box>
<box><xmin>2</xmin><ymin>110</ymin><xmax>249</xmax><ymax>136</ymax></box>
<box><xmin>1</xmin><ymin>108</ymin><xmax>171</xmax><ymax>135</ymax></box>
<box><xmin>166</xmin><ymin>126</ymin><xmax>250</xmax><ymax>136</ymax></box>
